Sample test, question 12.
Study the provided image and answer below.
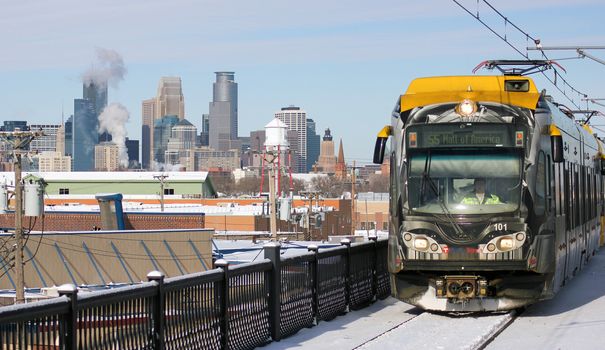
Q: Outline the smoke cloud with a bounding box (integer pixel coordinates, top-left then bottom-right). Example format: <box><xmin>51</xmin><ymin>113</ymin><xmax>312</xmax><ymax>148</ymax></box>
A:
<box><xmin>98</xmin><ymin>103</ymin><xmax>130</xmax><ymax>168</ymax></box>
<box><xmin>82</xmin><ymin>48</ymin><xmax>127</xmax><ymax>88</ymax></box>
<box><xmin>152</xmin><ymin>161</ymin><xmax>185</xmax><ymax>172</ymax></box>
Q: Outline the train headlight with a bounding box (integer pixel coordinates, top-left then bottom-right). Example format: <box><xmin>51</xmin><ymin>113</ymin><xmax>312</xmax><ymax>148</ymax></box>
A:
<box><xmin>481</xmin><ymin>231</ymin><xmax>526</xmax><ymax>253</ymax></box>
<box><xmin>456</xmin><ymin>99</ymin><xmax>477</xmax><ymax>117</ymax></box>
<box><xmin>414</xmin><ymin>238</ymin><xmax>429</xmax><ymax>250</ymax></box>
<box><xmin>402</xmin><ymin>232</ymin><xmax>443</xmax><ymax>253</ymax></box>
<box><xmin>497</xmin><ymin>237</ymin><xmax>514</xmax><ymax>250</ymax></box>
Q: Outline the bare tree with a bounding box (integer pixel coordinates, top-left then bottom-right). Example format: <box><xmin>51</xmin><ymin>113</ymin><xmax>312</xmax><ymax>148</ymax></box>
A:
<box><xmin>311</xmin><ymin>175</ymin><xmax>348</xmax><ymax>198</ymax></box>
<box><xmin>367</xmin><ymin>173</ymin><xmax>389</xmax><ymax>193</ymax></box>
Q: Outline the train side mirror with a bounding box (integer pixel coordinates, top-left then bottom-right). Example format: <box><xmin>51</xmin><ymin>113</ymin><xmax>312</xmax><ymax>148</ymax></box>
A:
<box><xmin>373</xmin><ymin>125</ymin><xmax>392</xmax><ymax>164</ymax></box>
<box><xmin>373</xmin><ymin>137</ymin><xmax>388</xmax><ymax>164</ymax></box>
<box><xmin>551</xmin><ymin>135</ymin><xmax>563</xmax><ymax>163</ymax></box>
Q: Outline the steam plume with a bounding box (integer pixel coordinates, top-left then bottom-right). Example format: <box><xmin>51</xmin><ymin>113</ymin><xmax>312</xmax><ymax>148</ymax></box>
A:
<box><xmin>99</xmin><ymin>103</ymin><xmax>130</xmax><ymax>168</ymax></box>
<box><xmin>82</xmin><ymin>48</ymin><xmax>127</xmax><ymax>88</ymax></box>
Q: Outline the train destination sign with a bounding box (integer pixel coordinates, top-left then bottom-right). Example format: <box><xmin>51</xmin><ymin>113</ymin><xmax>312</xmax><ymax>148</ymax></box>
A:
<box><xmin>408</xmin><ymin>124</ymin><xmax>519</xmax><ymax>148</ymax></box>
<box><xmin>426</xmin><ymin>132</ymin><xmax>504</xmax><ymax>146</ymax></box>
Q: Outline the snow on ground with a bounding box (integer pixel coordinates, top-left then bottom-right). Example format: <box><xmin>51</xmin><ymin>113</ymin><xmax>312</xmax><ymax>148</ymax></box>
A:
<box><xmin>263</xmin><ymin>298</ymin><xmax>418</xmax><ymax>350</ymax></box>
<box><xmin>260</xmin><ymin>248</ymin><xmax>605</xmax><ymax>350</ymax></box>
<box><xmin>357</xmin><ymin>311</ymin><xmax>512</xmax><ymax>350</ymax></box>
<box><xmin>487</xmin><ymin>248</ymin><xmax>605</xmax><ymax>349</ymax></box>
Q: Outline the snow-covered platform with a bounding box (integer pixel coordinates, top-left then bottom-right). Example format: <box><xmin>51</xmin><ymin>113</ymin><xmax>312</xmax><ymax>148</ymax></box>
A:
<box><xmin>263</xmin><ymin>248</ymin><xmax>605</xmax><ymax>349</ymax></box>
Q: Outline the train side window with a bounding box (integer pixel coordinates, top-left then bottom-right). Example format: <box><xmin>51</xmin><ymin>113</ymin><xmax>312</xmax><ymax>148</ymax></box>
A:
<box><xmin>535</xmin><ymin>151</ymin><xmax>546</xmax><ymax>216</ymax></box>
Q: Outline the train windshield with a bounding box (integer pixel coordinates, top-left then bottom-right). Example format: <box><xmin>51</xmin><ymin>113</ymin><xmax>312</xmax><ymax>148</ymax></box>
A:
<box><xmin>408</xmin><ymin>150</ymin><xmax>521</xmax><ymax>215</ymax></box>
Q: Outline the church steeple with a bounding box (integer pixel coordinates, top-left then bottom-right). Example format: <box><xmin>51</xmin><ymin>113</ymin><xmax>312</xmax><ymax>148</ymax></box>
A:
<box><xmin>335</xmin><ymin>139</ymin><xmax>347</xmax><ymax>179</ymax></box>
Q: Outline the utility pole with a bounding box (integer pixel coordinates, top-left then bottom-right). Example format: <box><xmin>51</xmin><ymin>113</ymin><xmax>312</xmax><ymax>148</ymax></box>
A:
<box><xmin>300</xmin><ymin>191</ymin><xmax>320</xmax><ymax>240</ymax></box>
<box><xmin>153</xmin><ymin>174</ymin><xmax>168</xmax><ymax>212</ymax></box>
<box><xmin>0</xmin><ymin>129</ymin><xmax>43</xmax><ymax>304</ymax></box>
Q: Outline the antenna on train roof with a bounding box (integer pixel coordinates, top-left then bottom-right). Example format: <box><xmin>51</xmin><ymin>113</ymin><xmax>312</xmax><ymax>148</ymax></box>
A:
<box><xmin>472</xmin><ymin>59</ymin><xmax>566</xmax><ymax>76</ymax></box>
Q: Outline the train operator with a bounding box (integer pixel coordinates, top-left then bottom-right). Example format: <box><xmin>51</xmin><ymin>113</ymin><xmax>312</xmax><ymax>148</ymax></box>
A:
<box><xmin>460</xmin><ymin>178</ymin><xmax>502</xmax><ymax>205</ymax></box>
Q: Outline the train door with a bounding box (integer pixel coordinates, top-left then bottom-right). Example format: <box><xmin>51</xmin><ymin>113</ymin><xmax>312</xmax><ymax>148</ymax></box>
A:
<box><xmin>589</xmin><ymin>170</ymin><xmax>599</xmax><ymax>257</ymax></box>
<box><xmin>553</xmin><ymin>158</ymin><xmax>566</xmax><ymax>290</ymax></box>
<box><xmin>580</xmin><ymin>165</ymin><xmax>588</xmax><ymax>270</ymax></box>
<box><xmin>565</xmin><ymin>162</ymin><xmax>575</xmax><ymax>280</ymax></box>
<box><xmin>570</xmin><ymin>164</ymin><xmax>580</xmax><ymax>277</ymax></box>
<box><xmin>562</xmin><ymin>161</ymin><xmax>571</xmax><ymax>283</ymax></box>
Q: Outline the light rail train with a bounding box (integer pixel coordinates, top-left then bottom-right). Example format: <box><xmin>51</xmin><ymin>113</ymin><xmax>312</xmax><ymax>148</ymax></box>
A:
<box><xmin>373</xmin><ymin>61</ymin><xmax>605</xmax><ymax>311</ymax></box>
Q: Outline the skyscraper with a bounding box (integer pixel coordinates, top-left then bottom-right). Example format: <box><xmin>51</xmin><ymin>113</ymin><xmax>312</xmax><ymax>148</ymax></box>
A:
<box><xmin>141</xmin><ymin>98</ymin><xmax>156</xmax><ymax>169</ymax></box>
<box><xmin>83</xmin><ymin>82</ymin><xmax>109</xmax><ymax>143</ymax></box>
<box><xmin>141</xmin><ymin>77</ymin><xmax>185</xmax><ymax>169</ymax></box>
<box><xmin>2</xmin><ymin>121</ymin><xmax>28</xmax><ymax>132</ymax></box>
<box><xmin>306</xmin><ymin>118</ymin><xmax>320</xmax><ymax>172</ymax></box>
<box><xmin>73</xmin><ymin>99</ymin><xmax>96</xmax><ymax>171</ymax></box>
<box><xmin>64</xmin><ymin>115</ymin><xmax>73</xmax><ymax>158</ymax></box>
<box><xmin>200</xmin><ymin>114</ymin><xmax>210</xmax><ymax>147</ymax></box>
<box><xmin>153</xmin><ymin>115</ymin><xmax>180</xmax><ymax>165</ymax></box>
<box><xmin>71</xmin><ymin>81</ymin><xmax>108</xmax><ymax>171</ymax></box>
<box><xmin>165</xmin><ymin>119</ymin><xmax>197</xmax><ymax>166</ymax></box>
<box><xmin>156</xmin><ymin>77</ymin><xmax>185</xmax><ymax>119</ymax></box>
<box><xmin>30</xmin><ymin>124</ymin><xmax>61</xmax><ymax>153</ymax></box>
<box><xmin>95</xmin><ymin>142</ymin><xmax>120</xmax><ymax>171</ymax></box>
<box><xmin>208</xmin><ymin>72</ymin><xmax>238</xmax><ymax>151</ymax></box>
<box><xmin>125</xmin><ymin>138</ymin><xmax>139</xmax><ymax>168</ymax></box>
<box><xmin>275</xmin><ymin>106</ymin><xmax>307</xmax><ymax>173</ymax></box>
<box><xmin>83</xmin><ymin>81</ymin><xmax>108</xmax><ymax>118</ymax></box>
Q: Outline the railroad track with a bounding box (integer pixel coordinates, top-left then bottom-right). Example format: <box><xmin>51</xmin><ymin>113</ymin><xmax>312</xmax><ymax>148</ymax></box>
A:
<box><xmin>356</xmin><ymin>308</ymin><xmax>521</xmax><ymax>350</ymax></box>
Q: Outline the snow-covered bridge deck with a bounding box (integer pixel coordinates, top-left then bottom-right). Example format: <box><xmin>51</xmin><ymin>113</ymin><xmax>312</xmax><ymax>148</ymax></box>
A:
<box><xmin>264</xmin><ymin>249</ymin><xmax>605</xmax><ymax>349</ymax></box>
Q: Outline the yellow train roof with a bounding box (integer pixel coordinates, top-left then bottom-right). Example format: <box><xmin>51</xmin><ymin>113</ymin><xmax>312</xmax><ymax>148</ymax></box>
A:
<box><xmin>400</xmin><ymin>75</ymin><xmax>541</xmax><ymax>112</ymax></box>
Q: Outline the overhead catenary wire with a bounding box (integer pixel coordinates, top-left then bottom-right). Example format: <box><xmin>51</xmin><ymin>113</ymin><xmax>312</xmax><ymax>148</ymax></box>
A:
<box><xmin>452</xmin><ymin>0</ymin><xmax>595</xmax><ymax>112</ymax></box>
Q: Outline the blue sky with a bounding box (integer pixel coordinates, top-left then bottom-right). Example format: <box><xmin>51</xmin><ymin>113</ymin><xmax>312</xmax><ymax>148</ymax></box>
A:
<box><xmin>1</xmin><ymin>0</ymin><xmax>604</xmax><ymax>164</ymax></box>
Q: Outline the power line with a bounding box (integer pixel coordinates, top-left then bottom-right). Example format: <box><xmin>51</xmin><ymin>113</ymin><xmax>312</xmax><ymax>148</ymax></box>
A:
<box><xmin>452</xmin><ymin>0</ymin><xmax>594</xmax><ymax>111</ymax></box>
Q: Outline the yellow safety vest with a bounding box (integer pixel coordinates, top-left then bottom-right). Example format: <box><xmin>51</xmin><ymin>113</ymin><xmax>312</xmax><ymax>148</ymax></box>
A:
<box><xmin>461</xmin><ymin>193</ymin><xmax>501</xmax><ymax>205</ymax></box>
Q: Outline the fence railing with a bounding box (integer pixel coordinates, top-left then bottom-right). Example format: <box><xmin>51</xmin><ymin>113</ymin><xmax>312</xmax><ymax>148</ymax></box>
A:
<box><xmin>0</xmin><ymin>237</ymin><xmax>389</xmax><ymax>349</ymax></box>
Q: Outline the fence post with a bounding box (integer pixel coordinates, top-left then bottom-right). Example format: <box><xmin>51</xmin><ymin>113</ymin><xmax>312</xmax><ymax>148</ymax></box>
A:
<box><xmin>264</xmin><ymin>242</ymin><xmax>282</xmax><ymax>341</ymax></box>
<box><xmin>340</xmin><ymin>239</ymin><xmax>351</xmax><ymax>312</ymax></box>
<box><xmin>57</xmin><ymin>284</ymin><xmax>78</xmax><ymax>350</ymax></box>
<box><xmin>215</xmin><ymin>259</ymin><xmax>230</xmax><ymax>350</ymax></box>
<box><xmin>307</xmin><ymin>244</ymin><xmax>319</xmax><ymax>324</ymax></box>
<box><xmin>147</xmin><ymin>271</ymin><xmax>165</xmax><ymax>350</ymax></box>
<box><xmin>368</xmin><ymin>235</ymin><xmax>378</xmax><ymax>299</ymax></box>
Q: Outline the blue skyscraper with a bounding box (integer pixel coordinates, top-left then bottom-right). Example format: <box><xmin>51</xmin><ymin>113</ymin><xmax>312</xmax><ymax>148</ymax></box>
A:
<box><xmin>306</xmin><ymin>118</ymin><xmax>320</xmax><ymax>172</ymax></box>
<box><xmin>2</xmin><ymin>121</ymin><xmax>28</xmax><ymax>132</ymax></box>
<box><xmin>153</xmin><ymin>115</ymin><xmax>179</xmax><ymax>165</ymax></box>
<box><xmin>65</xmin><ymin>115</ymin><xmax>73</xmax><ymax>158</ymax></box>
<box><xmin>71</xmin><ymin>82</ymin><xmax>108</xmax><ymax>170</ymax></box>
<box><xmin>73</xmin><ymin>99</ymin><xmax>96</xmax><ymax>171</ymax></box>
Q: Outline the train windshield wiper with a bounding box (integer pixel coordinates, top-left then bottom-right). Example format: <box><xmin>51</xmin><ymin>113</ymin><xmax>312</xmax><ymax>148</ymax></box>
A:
<box><xmin>421</xmin><ymin>152</ymin><xmax>468</xmax><ymax>240</ymax></box>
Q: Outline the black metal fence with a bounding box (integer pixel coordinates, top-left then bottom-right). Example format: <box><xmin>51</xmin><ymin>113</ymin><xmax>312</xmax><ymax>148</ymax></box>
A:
<box><xmin>0</xmin><ymin>237</ymin><xmax>389</xmax><ymax>349</ymax></box>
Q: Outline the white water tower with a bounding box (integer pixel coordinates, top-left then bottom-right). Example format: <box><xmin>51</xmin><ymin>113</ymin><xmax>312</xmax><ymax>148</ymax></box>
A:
<box><xmin>264</xmin><ymin>118</ymin><xmax>289</xmax><ymax>152</ymax></box>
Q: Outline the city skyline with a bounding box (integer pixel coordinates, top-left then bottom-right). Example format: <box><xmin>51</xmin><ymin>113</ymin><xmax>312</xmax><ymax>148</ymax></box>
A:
<box><xmin>1</xmin><ymin>0</ymin><xmax>604</xmax><ymax>164</ymax></box>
